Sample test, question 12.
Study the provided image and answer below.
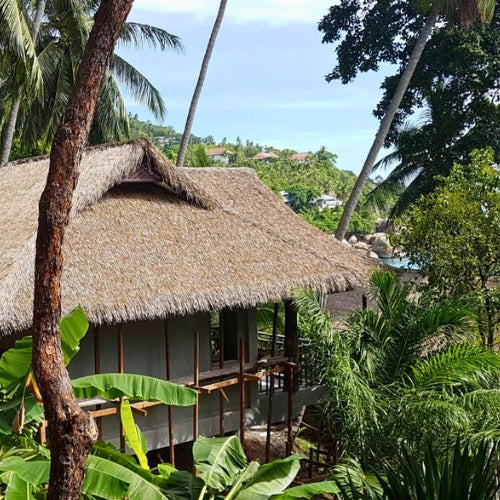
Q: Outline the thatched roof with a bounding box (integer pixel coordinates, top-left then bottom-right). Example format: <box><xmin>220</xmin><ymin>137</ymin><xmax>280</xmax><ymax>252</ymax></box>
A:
<box><xmin>0</xmin><ymin>139</ymin><xmax>373</xmax><ymax>335</ymax></box>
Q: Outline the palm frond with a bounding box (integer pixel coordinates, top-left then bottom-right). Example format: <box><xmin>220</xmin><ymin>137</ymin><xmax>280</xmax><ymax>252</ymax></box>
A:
<box><xmin>411</xmin><ymin>344</ymin><xmax>500</xmax><ymax>395</ymax></box>
<box><xmin>90</xmin><ymin>72</ymin><xmax>130</xmax><ymax>144</ymax></box>
<box><xmin>48</xmin><ymin>0</ymin><xmax>91</xmax><ymax>53</ymax></box>
<box><xmin>0</xmin><ymin>0</ymin><xmax>36</xmax><ymax>58</ymax></box>
<box><xmin>110</xmin><ymin>54</ymin><xmax>166</xmax><ymax>121</ymax></box>
<box><xmin>119</xmin><ymin>22</ymin><xmax>184</xmax><ymax>53</ymax></box>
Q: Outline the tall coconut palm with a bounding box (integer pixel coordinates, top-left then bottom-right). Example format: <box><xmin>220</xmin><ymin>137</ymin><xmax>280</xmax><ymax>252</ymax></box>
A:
<box><xmin>334</xmin><ymin>0</ymin><xmax>496</xmax><ymax>241</ymax></box>
<box><xmin>177</xmin><ymin>0</ymin><xmax>228</xmax><ymax>168</ymax></box>
<box><xmin>0</xmin><ymin>0</ymin><xmax>45</xmax><ymax>164</ymax></box>
<box><xmin>0</xmin><ymin>0</ymin><xmax>183</xmax><ymax>164</ymax></box>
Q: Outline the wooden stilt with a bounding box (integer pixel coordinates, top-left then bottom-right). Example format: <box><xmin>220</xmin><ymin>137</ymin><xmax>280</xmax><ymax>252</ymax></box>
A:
<box><xmin>286</xmin><ymin>363</ymin><xmax>294</xmax><ymax>456</ymax></box>
<box><xmin>265</xmin><ymin>302</ymin><xmax>279</xmax><ymax>462</ymax></box>
<box><xmin>193</xmin><ymin>331</ymin><xmax>200</xmax><ymax>474</ymax></box>
<box><xmin>93</xmin><ymin>326</ymin><xmax>102</xmax><ymax>439</ymax></box>
<box><xmin>265</xmin><ymin>372</ymin><xmax>275</xmax><ymax>462</ymax></box>
<box><xmin>284</xmin><ymin>299</ymin><xmax>299</xmax><ymax>392</ymax></box>
<box><xmin>271</xmin><ymin>302</ymin><xmax>279</xmax><ymax>355</ymax></box>
<box><xmin>164</xmin><ymin>319</ymin><xmax>175</xmax><ymax>467</ymax></box>
<box><xmin>118</xmin><ymin>326</ymin><xmax>125</xmax><ymax>452</ymax></box>
<box><xmin>239</xmin><ymin>337</ymin><xmax>246</xmax><ymax>448</ymax></box>
<box><xmin>218</xmin><ymin>312</ymin><xmax>225</xmax><ymax>436</ymax></box>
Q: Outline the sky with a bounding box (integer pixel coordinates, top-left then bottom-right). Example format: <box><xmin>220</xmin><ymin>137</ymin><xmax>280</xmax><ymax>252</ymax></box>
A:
<box><xmin>119</xmin><ymin>1</ymin><xmax>394</xmax><ymax>175</ymax></box>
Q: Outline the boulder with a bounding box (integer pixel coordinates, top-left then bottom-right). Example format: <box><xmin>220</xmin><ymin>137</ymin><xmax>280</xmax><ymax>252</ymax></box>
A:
<box><xmin>371</xmin><ymin>235</ymin><xmax>394</xmax><ymax>258</ymax></box>
<box><xmin>367</xmin><ymin>250</ymin><xmax>379</xmax><ymax>260</ymax></box>
<box><xmin>348</xmin><ymin>235</ymin><xmax>358</xmax><ymax>245</ymax></box>
<box><xmin>376</xmin><ymin>218</ymin><xmax>389</xmax><ymax>232</ymax></box>
<box><xmin>354</xmin><ymin>241</ymin><xmax>370</xmax><ymax>250</ymax></box>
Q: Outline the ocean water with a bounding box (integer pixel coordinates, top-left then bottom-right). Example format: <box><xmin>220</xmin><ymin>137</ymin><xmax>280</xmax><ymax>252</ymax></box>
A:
<box><xmin>379</xmin><ymin>256</ymin><xmax>420</xmax><ymax>271</ymax></box>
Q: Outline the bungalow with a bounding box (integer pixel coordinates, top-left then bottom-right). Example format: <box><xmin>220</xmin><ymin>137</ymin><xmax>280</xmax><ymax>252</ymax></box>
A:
<box><xmin>251</xmin><ymin>151</ymin><xmax>279</xmax><ymax>161</ymax></box>
<box><xmin>288</xmin><ymin>152</ymin><xmax>310</xmax><ymax>164</ymax></box>
<box><xmin>0</xmin><ymin>139</ymin><xmax>371</xmax><ymax>456</ymax></box>
<box><xmin>207</xmin><ymin>146</ymin><xmax>231</xmax><ymax>164</ymax></box>
<box><xmin>314</xmin><ymin>194</ymin><xmax>343</xmax><ymax>210</ymax></box>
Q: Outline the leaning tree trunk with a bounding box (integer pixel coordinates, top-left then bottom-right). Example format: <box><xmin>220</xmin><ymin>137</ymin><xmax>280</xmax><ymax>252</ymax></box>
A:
<box><xmin>0</xmin><ymin>0</ymin><xmax>46</xmax><ymax>167</ymax></box>
<box><xmin>31</xmin><ymin>1</ymin><xmax>133</xmax><ymax>499</ymax></box>
<box><xmin>176</xmin><ymin>0</ymin><xmax>228</xmax><ymax>167</ymax></box>
<box><xmin>334</xmin><ymin>12</ymin><xmax>438</xmax><ymax>241</ymax></box>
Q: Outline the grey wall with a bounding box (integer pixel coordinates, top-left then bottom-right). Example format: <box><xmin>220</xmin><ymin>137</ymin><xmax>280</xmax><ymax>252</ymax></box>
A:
<box><xmin>68</xmin><ymin>309</ymin><xmax>262</xmax><ymax>451</ymax></box>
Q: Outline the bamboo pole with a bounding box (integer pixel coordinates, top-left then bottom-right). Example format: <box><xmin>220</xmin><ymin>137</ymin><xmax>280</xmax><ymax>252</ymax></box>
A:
<box><xmin>164</xmin><ymin>319</ymin><xmax>175</xmax><ymax>467</ymax></box>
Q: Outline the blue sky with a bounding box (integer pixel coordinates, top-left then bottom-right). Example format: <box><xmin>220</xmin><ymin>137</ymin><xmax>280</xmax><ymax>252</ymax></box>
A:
<box><xmin>120</xmin><ymin>1</ymin><xmax>394</xmax><ymax>175</ymax></box>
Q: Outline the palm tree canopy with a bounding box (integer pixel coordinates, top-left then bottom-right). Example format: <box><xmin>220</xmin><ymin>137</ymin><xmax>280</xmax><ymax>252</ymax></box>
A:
<box><xmin>0</xmin><ymin>0</ymin><xmax>184</xmax><ymax>159</ymax></box>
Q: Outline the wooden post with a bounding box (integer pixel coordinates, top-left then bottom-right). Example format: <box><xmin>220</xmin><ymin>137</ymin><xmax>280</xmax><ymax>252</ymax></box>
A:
<box><xmin>93</xmin><ymin>327</ymin><xmax>102</xmax><ymax>439</ymax></box>
<box><xmin>218</xmin><ymin>313</ymin><xmax>225</xmax><ymax>436</ymax></box>
<box><xmin>265</xmin><ymin>369</ymin><xmax>275</xmax><ymax>463</ymax></box>
<box><xmin>284</xmin><ymin>299</ymin><xmax>298</xmax><ymax>392</ymax></box>
<box><xmin>362</xmin><ymin>294</ymin><xmax>367</xmax><ymax>310</ymax></box>
<box><xmin>118</xmin><ymin>326</ymin><xmax>125</xmax><ymax>452</ymax></box>
<box><xmin>193</xmin><ymin>331</ymin><xmax>200</xmax><ymax>471</ymax></box>
<box><xmin>286</xmin><ymin>363</ymin><xmax>294</xmax><ymax>456</ymax></box>
<box><xmin>239</xmin><ymin>337</ymin><xmax>246</xmax><ymax>447</ymax></box>
<box><xmin>265</xmin><ymin>302</ymin><xmax>279</xmax><ymax>462</ymax></box>
<box><xmin>271</xmin><ymin>302</ymin><xmax>279</xmax><ymax>356</ymax></box>
<box><xmin>164</xmin><ymin>320</ymin><xmax>175</xmax><ymax>467</ymax></box>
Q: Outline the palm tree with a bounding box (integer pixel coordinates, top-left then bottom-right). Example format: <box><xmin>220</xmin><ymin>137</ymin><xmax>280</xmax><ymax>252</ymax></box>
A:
<box><xmin>0</xmin><ymin>0</ymin><xmax>45</xmax><ymax>164</ymax></box>
<box><xmin>334</xmin><ymin>0</ymin><xmax>496</xmax><ymax>240</ymax></box>
<box><xmin>0</xmin><ymin>0</ymin><xmax>183</xmax><ymax>164</ymax></box>
<box><xmin>176</xmin><ymin>0</ymin><xmax>228</xmax><ymax>167</ymax></box>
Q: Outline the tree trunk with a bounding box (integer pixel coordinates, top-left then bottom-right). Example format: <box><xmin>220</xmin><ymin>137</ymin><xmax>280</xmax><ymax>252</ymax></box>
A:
<box><xmin>0</xmin><ymin>0</ymin><xmax>46</xmax><ymax>167</ymax></box>
<box><xmin>31</xmin><ymin>1</ymin><xmax>133</xmax><ymax>499</ymax></box>
<box><xmin>176</xmin><ymin>0</ymin><xmax>228</xmax><ymax>167</ymax></box>
<box><xmin>334</xmin><ymin>12</ymin><xmax>438</xmax><ymax>241</ymax></box>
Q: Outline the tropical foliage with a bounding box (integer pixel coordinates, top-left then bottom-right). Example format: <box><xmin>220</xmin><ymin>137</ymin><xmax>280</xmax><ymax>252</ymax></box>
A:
<box><xmin>0</xmin><ymin>0</ymin><xmax>183</xmax><ymax>161</ymax></box>
<box><xmin>294</xmin><ymin>271</ymin><xmax>500</xmax><ymax>466</ymax></box>
<box><xmin>333</xmin><ymin>438</ymin><xmax>500</xmax><ymax>500</ymax></box>
<box><xmin>392</xmin><ymin>149</ymin><xmax>500</xmax><ymax>348</ymax></box>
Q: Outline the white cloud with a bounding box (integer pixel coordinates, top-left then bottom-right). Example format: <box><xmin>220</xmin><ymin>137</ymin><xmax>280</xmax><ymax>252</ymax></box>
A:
<box><xmin>133</xmin><ymin>0</ymin><xmax>335</xmax><ymax>25</ymax></box>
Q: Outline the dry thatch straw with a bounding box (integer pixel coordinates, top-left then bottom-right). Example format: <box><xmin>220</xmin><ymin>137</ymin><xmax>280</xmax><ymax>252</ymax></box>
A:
<box><xmin>0</xmin><ymin>139</ymin><xmax>374</xmax><ymax>335</ymax></box>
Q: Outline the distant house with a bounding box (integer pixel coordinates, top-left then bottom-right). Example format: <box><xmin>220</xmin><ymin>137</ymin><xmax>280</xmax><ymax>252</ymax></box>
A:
<box><xmin>252</xmin><ymin>151</ymin><xmax>279</xmax><ymax>161</ymax></box>
<box><xmin>0</xmin><ymin>139</ymin><xmax>371</xmax><ymax>454</ymax></box>
<box><xmin>314</xmin><ymin>194</ymin><xmax>343</xmax><ymax>210</ymax></box>
<box><xmin>289</xmin><ymin>152</ymin><xmax>310</xmax><ymax>164</ymax></box>
<box><xmin>207</xmin><ymin>147</ymin><xmax>231</xmax><ymax>164</ymax></box>
<box><xmin>279</xmin><ymin>190</ymin><xmax>292</xmax><ymax>206</ymax></box>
